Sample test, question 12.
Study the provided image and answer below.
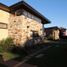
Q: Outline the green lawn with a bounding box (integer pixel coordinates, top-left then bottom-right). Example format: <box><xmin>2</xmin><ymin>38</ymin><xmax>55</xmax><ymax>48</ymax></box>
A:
<box><xmin>0</xmin><ymin>51</ymin><xmax>19</xmax><ymax>62</ymax></box>
<box><xmin>2</xmin><ymin>52</ymin><xmax>19</xmax><ymax>61</ymax></box>
<box><xmin>27</xmin><ymin>44</ymin><xmax>67</xmax><ymax>67</ymax></box>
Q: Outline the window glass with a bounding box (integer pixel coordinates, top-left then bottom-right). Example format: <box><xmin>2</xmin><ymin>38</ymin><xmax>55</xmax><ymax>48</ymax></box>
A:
<box><xmin>23</xmin><ymin>10</ymin><xmax>28</xmax><ymax>17</ymax></box>
<box><xmin>0</xmin><ymin>22</ymin><xmax>7</xmax><ymax>29</ymax></box>
<box><xmin>28</xmin><ymin>12</ymin><xmax>32</xmax><ymax>19</ymax></box>
<box><xmin>15</xmin><ymin>9</ymin><xmax>23</xmax><ymax>16</ymax></box>
<box><xmin>32</xmin><ymin>15</ymin><xmax>41</xmax><ymax>23</ymax></box>
<box><xmin>23</xmin><ymin>10</ymin><xmax>41</xmax><ymax>23</ymax></box>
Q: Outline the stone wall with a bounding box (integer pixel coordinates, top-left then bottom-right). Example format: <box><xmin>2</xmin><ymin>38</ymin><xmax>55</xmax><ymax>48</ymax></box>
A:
<box><xmin>9</xmin><ymin>10</ymin><xmax>44</xmax><ymax>46</ymax></box>
<box><xmin>52</xmin><ymin>29</ymin><xmax>60</xmax><ymax>40</ymax></box>
<box><xmin>8</xmin><ymin>15</ymin><xmax>22</xmax><ymax>46</ymax></box>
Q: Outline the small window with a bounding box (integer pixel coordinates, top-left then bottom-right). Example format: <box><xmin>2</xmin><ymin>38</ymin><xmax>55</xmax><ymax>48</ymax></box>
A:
<box><xmin>0</xmin><ymin>22</ymin><xmax>8</xmax><ymax>29</ymax></box>
<box><xmin>32</xmin><ymin>15</ymin><xmax>41</xmax><ymax>23</ymax></box>
<box><xmin>23</xmin><ymin>10</ymin><xmax>28</xmax><ymax>17</ymax></box>
<box><xmin>15</xmin><ymin>9</ymin><xmax>23</xmax><ymax>16</ymax></box>
<box><xmin>28</xmin><ymin>12</ymin><xmax>32</xmax><ymax>19</ymax></box>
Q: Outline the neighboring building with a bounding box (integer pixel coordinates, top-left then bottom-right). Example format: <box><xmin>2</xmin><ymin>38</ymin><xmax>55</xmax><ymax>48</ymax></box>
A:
<box><xmin>59</xmin><ymin>27</ymin><xmax>67</xmax><ymax>39</ymax></box>
<box><xmin>0</xmin><ymin>1</ymin><xmax>50</xmax><ymax>46</ymax></box>
<box><xmin>66</xmin><ymin>29</ymin><xmax>67</xmax><ymax>36</ymax></box>
<box><xmin>45</xmin><ymin>26</ymin><xmax>60</xmax><ymax>40</ymax></box>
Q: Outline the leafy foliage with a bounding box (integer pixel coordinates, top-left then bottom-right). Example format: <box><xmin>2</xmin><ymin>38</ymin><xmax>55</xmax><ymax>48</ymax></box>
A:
<box><xmin>0</xmin><ymin>37</ymin><xmax>14</xmax><ymax>52</ymax></box>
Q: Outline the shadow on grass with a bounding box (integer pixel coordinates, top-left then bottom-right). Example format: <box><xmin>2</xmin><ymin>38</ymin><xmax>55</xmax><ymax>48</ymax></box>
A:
<box><xmin>9</xmin><ymin>46</ymin><xmax>28</xmax><ymax>61</ymax></box>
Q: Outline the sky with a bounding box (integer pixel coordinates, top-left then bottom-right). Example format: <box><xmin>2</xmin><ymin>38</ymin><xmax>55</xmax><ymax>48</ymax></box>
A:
<box><xmin>0</xmin><ymin>0</ymin><xmax>67</xmax><ymax>28</ymax></box>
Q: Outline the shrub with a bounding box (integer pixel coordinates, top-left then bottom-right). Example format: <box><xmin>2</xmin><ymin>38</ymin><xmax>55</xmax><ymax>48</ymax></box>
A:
<box><xmin>0</xmin><ymin>47</ymin><xmax>4</xmax><ymax>53</ymax></box>
<box><xmin>47</xmin><ymin>34</ymin><xmax>53</xmax><ymax>40</ymax></box>
<box><xmin>0</xmin><ymin>37</ymin><xmax>14</xmax><ymax>52</ymax></box>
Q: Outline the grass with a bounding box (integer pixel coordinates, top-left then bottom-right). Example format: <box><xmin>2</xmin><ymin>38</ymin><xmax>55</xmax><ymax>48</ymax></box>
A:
<box><xmin>0</xmin><ymin>46</ymin><xmax>28</xmax><ymax>62</ymax></box>
<box><xmin>2</xmin><ymin>52</ymin><xmax>19</xmax><ymax>61</ymax></box>
<box><xmin>27</xmin><ymin>44</ymin><xmax>67</xmax><ymax>67</ymax></box>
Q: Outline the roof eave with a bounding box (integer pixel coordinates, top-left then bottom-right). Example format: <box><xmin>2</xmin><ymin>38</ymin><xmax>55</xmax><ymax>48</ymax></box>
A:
<box><xmin>10</xmin><ymin>1</ymin><xmax>50</xmax><ymax>24</ymax></box>
<box><xmin>0</xmin><ymin>3</ymin><xmax>10</xmax><ymax>12</ymax></box>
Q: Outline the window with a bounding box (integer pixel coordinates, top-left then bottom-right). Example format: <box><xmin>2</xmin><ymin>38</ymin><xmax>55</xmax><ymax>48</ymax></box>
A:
<box><xmin>0</xmin><ymin>22</ymin><xmax>7</xmax><ymax>29</ymax></box>
<box><xmin>23</xmin><ymin>9</ymin><xmax>41</xmax><ymax>23</ymax></box>
<box><xmin>15</xmin><ymin>9</ymin><xmax>23</xmax><ymax>16</ymax></box>
<box><xmin>32</xmin><ymin>15</ymin><xmax>41</xmax><ymax>23</ymax></box>
<box><xmin>28</xmin><ymin>12</ymin><xmax>32</xmax><ymax>19</ymax></box>
<box><xmin>23</xmin><ymin>10</ymin><xmax>28</xmax><ymax>17</ymax></box>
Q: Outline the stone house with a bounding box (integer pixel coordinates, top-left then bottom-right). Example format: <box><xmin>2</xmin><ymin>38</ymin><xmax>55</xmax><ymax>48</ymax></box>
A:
<box><xmin>45</xmin><ymin>26</ymin><xmax>60</xmax><ymax>40</ymax></box>
<box><xmin>0</xmin><ymin>1</ymin><xmax>50</xmax><ymax>46</ymax></box>
<box><xmin>59</xmin><ymin>28</ymin><xmax>67</xmax><ymax>39</ymax></box>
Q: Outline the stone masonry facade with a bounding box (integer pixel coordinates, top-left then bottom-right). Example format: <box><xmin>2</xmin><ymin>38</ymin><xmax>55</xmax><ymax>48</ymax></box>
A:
<box><xmin>8</xmin><ymin>9</ymin><xmax>44</xmax><ymax>46</ymax></box>
<box><xmin>0</xmin><ymin>1</ymin><xmax>50</xmax><ymax>46</ymax></box>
